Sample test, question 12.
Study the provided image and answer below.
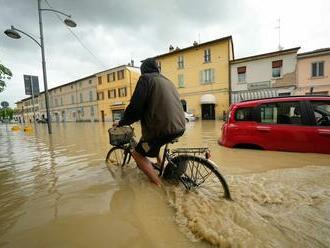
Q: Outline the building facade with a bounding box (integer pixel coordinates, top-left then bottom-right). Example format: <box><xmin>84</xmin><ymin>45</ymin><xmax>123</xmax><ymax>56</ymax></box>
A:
<box><xmin>230</xmin><ymin>47</ymin><xmax>300</xmax><ymax>103</ymax></box>
<box><xmin>96</xmin><ymin>65</ymin><xmax>140</xmax><ymax>122</ymax></box>
<box><xmin>14</xmin><ymin>98</ymin><xmax>39</xmax><ymax>123</ymax></box>
<box><xmin>38</xmin><ymin>75</ymin><xmax>98</xmax><ymax>122</ymax></box>
<box><xmin>295</xmin><ymin>48</ymin><xmax>330</xmax><ymax>95</ymax></box>
<box><xmin>154</xmin><ymin>36</ymin><xmax>234</xmax><ymax>120</ymax></box>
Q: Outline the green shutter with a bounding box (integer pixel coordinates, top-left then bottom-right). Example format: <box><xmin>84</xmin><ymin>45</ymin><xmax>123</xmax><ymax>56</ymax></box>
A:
<box><xmin>200</xmin><ymin>71</ymin><xmax>204</xmax><ymax>84</ymax></box>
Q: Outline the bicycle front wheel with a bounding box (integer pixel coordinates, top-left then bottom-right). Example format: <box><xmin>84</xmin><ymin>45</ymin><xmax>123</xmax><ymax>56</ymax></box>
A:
<box><xmin>105</xmin><ymin>147</ymin><xmax>131</xmax><ymax>168</ymax></box>
<box><xmin>168</xmin><ymin>155</ymin><xmax>231</xmax><ymax>200</ymax></box>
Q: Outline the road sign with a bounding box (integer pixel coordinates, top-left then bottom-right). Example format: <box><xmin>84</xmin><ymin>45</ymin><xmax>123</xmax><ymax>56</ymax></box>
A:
<box><xmin>24</xmin><ymin>75</ymin><xmax>40</xmax><ymax>96</ymax></box>
<box><xmin>1</xmin><ymin>101</ymin><xmax>9</xmax><ymax>108</ymax></box>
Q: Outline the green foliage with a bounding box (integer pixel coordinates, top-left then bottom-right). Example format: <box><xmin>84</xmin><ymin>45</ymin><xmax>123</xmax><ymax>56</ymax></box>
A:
<box><xmin>0</xmin><ymin>107</ymin><xmax>14</xmax><ymax>119</ymax></box>
<box><xmin>0</xmin><ymin>63</ymin><xmax>13</xmax><ymax>93</ymax></box>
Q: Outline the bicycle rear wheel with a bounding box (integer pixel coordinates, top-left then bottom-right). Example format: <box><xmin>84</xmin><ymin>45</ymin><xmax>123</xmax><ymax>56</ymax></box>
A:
<box><xmin>165</xmin><ymin>154</ymin><xmax>231</xmax><ymax>199</ymax></box>
<box><xmin>105</xmin><ymin>147</ymin><xmax>131</xmax><ymax>168</ymax></box>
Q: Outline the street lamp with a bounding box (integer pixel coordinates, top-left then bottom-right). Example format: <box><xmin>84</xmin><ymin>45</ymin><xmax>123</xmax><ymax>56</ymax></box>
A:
<box><xmin>4</xmin><ymin>0</ymin><xmax>77</xmax><ymax>134</ymax></box>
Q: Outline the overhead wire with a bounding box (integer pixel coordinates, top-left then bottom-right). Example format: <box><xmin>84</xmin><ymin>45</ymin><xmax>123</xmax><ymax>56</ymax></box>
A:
<box><xmin>44</xmin><ymin>0</ymin><xmax>107</xmax><ymax>69</ymax></box>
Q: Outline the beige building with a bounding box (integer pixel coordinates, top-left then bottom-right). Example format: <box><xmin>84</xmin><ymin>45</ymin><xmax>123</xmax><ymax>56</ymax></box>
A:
<box><xmin>296</xmin><ymin>48</ymin><xmax>330</xmax><ymax>95</ymax></box>
<box><xmin>154</xmin><ymin>36</ymin><xmax>234</xmax><ymax>120</ymax></box>
<box><xmin>14</xmin><ymin>97</ymin><xmax>39</xmax><ymax>123</ymax></box>
<box><xmin>96</xmin><ymin>65</ymin><xmax>140</xmax><ymax>122</ymax></box>
<box><xmin>38</xmin><ymin>74</ymin><xmax>98</xmax><ymax>122</ymax></box>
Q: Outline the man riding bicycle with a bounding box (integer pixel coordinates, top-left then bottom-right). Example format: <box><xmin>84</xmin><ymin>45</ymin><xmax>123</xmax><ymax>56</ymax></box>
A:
<box><xmin>114</xmin><ymin>58</ymin><xmax>186</xmax><ymax>186</ymax></box>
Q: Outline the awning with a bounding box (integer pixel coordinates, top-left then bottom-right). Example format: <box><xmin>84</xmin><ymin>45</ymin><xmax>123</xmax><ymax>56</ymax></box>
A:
<box><xmin>200</xmin><ymin>94</ymin><xmax>216</xmax><ymax>104</ymax></box>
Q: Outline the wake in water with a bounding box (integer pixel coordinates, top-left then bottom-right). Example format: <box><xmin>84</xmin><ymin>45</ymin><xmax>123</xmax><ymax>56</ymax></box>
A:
<box><xmin>165</xmin><ymin>166</ymin><xmax>330</xmax><ymax>248</ymax></box>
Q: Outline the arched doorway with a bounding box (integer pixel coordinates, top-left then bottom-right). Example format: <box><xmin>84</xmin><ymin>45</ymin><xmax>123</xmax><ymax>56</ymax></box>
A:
<box><xmin>180</xmin><ymin>99</ymin><xmax>187</xmax><ymax>112</ymax></box>
<box><xmin>200</xmin><ymin>94</ymin><xmax>216</xmax><ymax>120</ymax></box>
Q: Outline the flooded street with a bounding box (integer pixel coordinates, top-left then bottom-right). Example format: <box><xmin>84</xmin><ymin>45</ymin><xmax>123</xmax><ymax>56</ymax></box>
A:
<box><xmin>1</xmin><ymin>121</ymin><xmax>330</xmax><ymax>247</ymax></box>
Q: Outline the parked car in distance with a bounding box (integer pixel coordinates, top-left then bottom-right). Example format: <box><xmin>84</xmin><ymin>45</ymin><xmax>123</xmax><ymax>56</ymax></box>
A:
<box><xmin>219</xmin><ymin>96</ymin><xmax>330</xmax><ymax>154</ymax></box>
<box><xmin>185</xmin><ymin>112</ymin><xmax>197</xmax><ymax>122</ymax></box>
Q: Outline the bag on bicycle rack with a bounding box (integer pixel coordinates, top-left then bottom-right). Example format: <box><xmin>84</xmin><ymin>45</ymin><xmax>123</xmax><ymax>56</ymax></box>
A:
<box><xmin>163</xmin><ymin>157</ymin><xmax>188</xmax><ymax>183</ymax></box>
<box><xmin>108</xmin><ymin>126</ymin><xmax>134</xmax><ymax>146</ymax></box>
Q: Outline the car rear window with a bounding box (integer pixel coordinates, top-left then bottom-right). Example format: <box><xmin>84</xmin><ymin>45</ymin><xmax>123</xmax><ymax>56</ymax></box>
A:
<box><xmin>235</xmin><ymin>107</ymin><xmax>254</xmax><ymax>121</ymax></box>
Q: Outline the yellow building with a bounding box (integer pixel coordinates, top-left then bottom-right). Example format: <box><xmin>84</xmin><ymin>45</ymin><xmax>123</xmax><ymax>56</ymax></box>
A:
<box><xmin>154</xmin><ymin>36</ymin><xmax>234</xmax><ymax>120</ymax></box>
<box><xmin>96</xmin><ymin>65</ymin><xmax>140</xmax><ymax>122</ymax></box>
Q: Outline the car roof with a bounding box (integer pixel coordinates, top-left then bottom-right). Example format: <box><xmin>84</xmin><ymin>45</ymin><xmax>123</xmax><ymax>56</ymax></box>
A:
<box><xmin>231</xmin><ymin>95</ymin><xmax>330</xmax><ymax>108</ymax></box>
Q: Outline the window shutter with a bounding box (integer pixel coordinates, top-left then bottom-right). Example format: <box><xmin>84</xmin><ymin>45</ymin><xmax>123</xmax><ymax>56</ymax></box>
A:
<box><xmin>200</xmin><ymin>71</ymin><xmax>204</xmax><ymax>84</ymax></box>
<box><xmin>272</xmin><ymin>60</ymin><xmax>283</xmax><ymax>68</ymax></box>
<box><xmin>312</xmin><ymin>63</ymin><xmax>317</xmax><ymax>77</ymax></box>
<box><xmin>211</xmin><ymin>69</ymin><xmax>215</xmax><ymax>82</ymax></box>
<box><xmin>319</xmin><ymin>62</ymin><xmax>324</xmax><ymax>76</ymax></box>
<box><xmin>237</xmin><ymin>66</ymin><xmax>246</xmax><ymax>74</ymax></box>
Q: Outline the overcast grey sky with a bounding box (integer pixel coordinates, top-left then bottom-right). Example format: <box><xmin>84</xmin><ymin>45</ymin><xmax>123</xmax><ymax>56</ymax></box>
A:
<box><xmin>1</xmin><ymin>0</ymin><xmax>329</xmax><ymax>107</ymax></box>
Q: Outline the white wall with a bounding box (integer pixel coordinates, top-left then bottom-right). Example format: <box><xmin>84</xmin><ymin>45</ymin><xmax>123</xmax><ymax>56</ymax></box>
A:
<box><xmin>231</xmin><ymin>53</ymin><xmax>297</xmax><ymax>91</ymax></box>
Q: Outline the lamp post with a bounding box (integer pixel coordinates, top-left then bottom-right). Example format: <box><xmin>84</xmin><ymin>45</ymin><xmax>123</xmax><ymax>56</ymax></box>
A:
<box><xmin>4</xmin><ymin>0</ymin><xmax>77</xmax><ymax>134</ymax></box>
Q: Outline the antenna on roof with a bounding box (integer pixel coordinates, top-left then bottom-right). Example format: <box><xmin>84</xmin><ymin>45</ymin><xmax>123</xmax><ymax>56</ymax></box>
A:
<box><xmin>275</xmin><ymin>18</ymin><xmax>283</xmax><ymax>51</ymax></box>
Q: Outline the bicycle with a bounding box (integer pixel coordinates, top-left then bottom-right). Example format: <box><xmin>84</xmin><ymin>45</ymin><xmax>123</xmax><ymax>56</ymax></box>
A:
<box><xmin>105</xmin><ymin>126</ymin><xmax>231</xmax><ymax>200</ymax></box>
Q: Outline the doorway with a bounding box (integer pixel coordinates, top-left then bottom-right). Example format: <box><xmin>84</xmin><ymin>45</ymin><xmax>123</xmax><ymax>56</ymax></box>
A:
<box><xmin>112</xmin><ymin>109</ymin><xmax>125</xmax><ymax>122</ymax></box>
<box><xmin>101</xmin><ymin>110</ymin><xmax>105</xmax><ymax>122</ymax></box>
<box><xmin>201</xmin><ymin>104</ymin><xmax>215</xmax><ymax>120</ymax></box>
<box><xmin>181</xmin><ymin>99</ymin><xmax>187</xmax><ymax>112</ymax></box>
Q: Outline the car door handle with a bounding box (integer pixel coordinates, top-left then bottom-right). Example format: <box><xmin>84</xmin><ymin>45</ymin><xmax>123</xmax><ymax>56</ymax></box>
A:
<box><xmin>318</xmin><ymin>130</ymin><xmax>330</xmax><ymax>136</ymax></box>
<box><xmin>256</xmin><ymin>126</ymin><xmax>271</xmax><ymax>132</ymax></box>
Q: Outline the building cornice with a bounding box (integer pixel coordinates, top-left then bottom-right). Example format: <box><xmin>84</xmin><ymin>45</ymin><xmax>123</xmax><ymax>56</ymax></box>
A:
<box><xmin>152</xmin><ymin>36</ymin><xmax>233</xmax><ymax>59</ymax></box>
<box><xmin>230</xmin><ymin>47</ymin><xmax>301</xmax><ymax>64</ymax></box>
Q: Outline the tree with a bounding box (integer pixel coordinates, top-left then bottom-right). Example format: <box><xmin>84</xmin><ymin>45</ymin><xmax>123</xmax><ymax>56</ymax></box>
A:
<box><xmin>0</xmin><ymin>62</ymin><xmax>13</xmax><ymax>93</ymax></box>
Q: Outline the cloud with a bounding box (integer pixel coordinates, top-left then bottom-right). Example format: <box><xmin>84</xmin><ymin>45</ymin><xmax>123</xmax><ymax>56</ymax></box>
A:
<box><xmin>0</xmin><ymin>0</ymin><xmax>329</xmax><ymax>107</ymax></box>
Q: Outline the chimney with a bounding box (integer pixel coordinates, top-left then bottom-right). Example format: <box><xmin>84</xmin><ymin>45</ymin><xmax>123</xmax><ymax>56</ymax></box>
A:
<box><xmin>131</xmin><ymin>59</ymin><xmax>134</xmax><ymax>67</ymax></box>
<box><xmin>193</xmin><ymin>41</ymin><xmax>198</xmax><ymax>46</ymax></box>
<box><xmin>175</xmin><ymin>46</ymin><xmax>180</xmax><ymax>51</ymax></box>
<box><xmin>169</xmin><ymin>45</ymin><xmax>174</xmax><ymax>52</ymax></box>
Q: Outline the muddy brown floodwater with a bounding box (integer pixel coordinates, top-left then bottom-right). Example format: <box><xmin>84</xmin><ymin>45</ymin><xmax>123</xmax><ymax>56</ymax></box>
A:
<box><xmin>0</xmin><ymin>121</ymin><xmax>330</xmax><ymax>247</ymax></box>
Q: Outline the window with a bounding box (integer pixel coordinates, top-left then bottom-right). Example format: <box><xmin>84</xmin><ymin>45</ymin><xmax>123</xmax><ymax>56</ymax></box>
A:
<box><xmin>200</xmin><ymin>68</ymin><xmax>215</xmax><ymax>84</ymax></box>
<box><xmin>278</xmin><ymin>92</ymin><xmax>291</xmax><ymax>96</ymax></box>
<box><xmin>60</xmin><ymin>97</ymin><xmax>63</xmax><ymax>106</ymax></box>
<box><xmin>98</xmin><ymin>76</ymin><xmax>102</xmax><ymax>85</ymax></box>
<box><xmin>178</xmin><ymin>74</ymin><xmax>184</xmax><ymax>88</ymax></box>
<box><xmin>311</xmin><ymin>101</ymin><xmax>330</xmax><ymax>126</ymax></box>
<box><xmin>97</xmin><ymin>92</ymin><xmax>104</xmax><ymax>100</ymax></box>
<box><xmin>71</xmin><ymin>84</ymin><xmax>74</xmax><ymax>89</ymax></box>
<box><xmin>107</xmin><ymin>72</ymin><xmax>116</xmax><ymax>82</ymax></box>
<box><xmin>204</xmin><ymin>48</ymin><xmax>211</xmax><ymax>63</ymax></box>
<box><xmin>60</xmin><ymin>88</ymin><xmax>62</xmax><ymax>92</ymax></box>
<box><xmin>156</xmin><ymin>61</ymin><xmax>161</xmax><ymax>71</ymax></box>
<box><xmin>80</xmin><ymin>107</ymin><xmax>84</xmax><ymax>117</ymax></box>
<box><xmin>118</xmin><ymin>87</ymin><xmax>127</xmax><ymax>97</ymax></box>
<box><xmin>272</xmin><ymin>60</ymin><xmax>282</xmax><ymax>78</ymax></box>
<box><xmin>80</xmin><ymin>93</ymin><xmax>83</xmax><ymax>103</ymax></box>
<box><xmin>117</xmin><ymin>70</ymin><xmax>125</xmax><ymax>80</ymax></box>
<box><xmin>178</xmin><ymin>56</ymin><xmax>184</xmax><ymax>69</ymax></box>
<box><xmin>71</xmin><ymin>95</ymin><xmax>75</xmax><ymax>104</ymax></box>
<box><xmin>89</xmin><ymin>79</ymin><xmax>92</xmax><ymax>85</ymax></box>
<box><xmin>237</xmin><ymin>66</ymin><xmax>246</xmax><ymax>83</ymax></box>
<box><xmin>79</xmin><ymin>82</ymin><xmax>82</xmax><ymax>87</ymax></box>
<box><xmin>90</xmin><ymin>106</ymin><xmax>94</xmax><ymax>116</ymax></box>
<box><xmin>89</xmin><ymin>91</ymin><xmax>93</xmax><ymax>101</ymax></box>
<box><xmin>235</xmin><ymin>107</ymin><xmax>254</xmax><ymax>121</ymax></box>
<box><xmin>108</xmin><ymin>89</ymin><xmax>116</xmax><ymax>98</ymax></box>
<box><xmin>260</xmin><ymin>101</ymin><xmax>302</xmax><ymax>125</ymax></box>
<box><xmin>55</xmin><ymin>98</ymin><xmax>58</xmax><ymax>107</ymax></box>
<box><xmin>312</xmin><ymin>62</ymin><xmax>324</xmax><ymax>77</ymax></box>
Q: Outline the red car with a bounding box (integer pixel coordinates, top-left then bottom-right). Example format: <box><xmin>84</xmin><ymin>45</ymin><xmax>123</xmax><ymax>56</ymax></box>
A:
<box><xmin>219</xmin><ymin>96</ymin><xmax>330</xmax><ymax>154</ymax></box>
